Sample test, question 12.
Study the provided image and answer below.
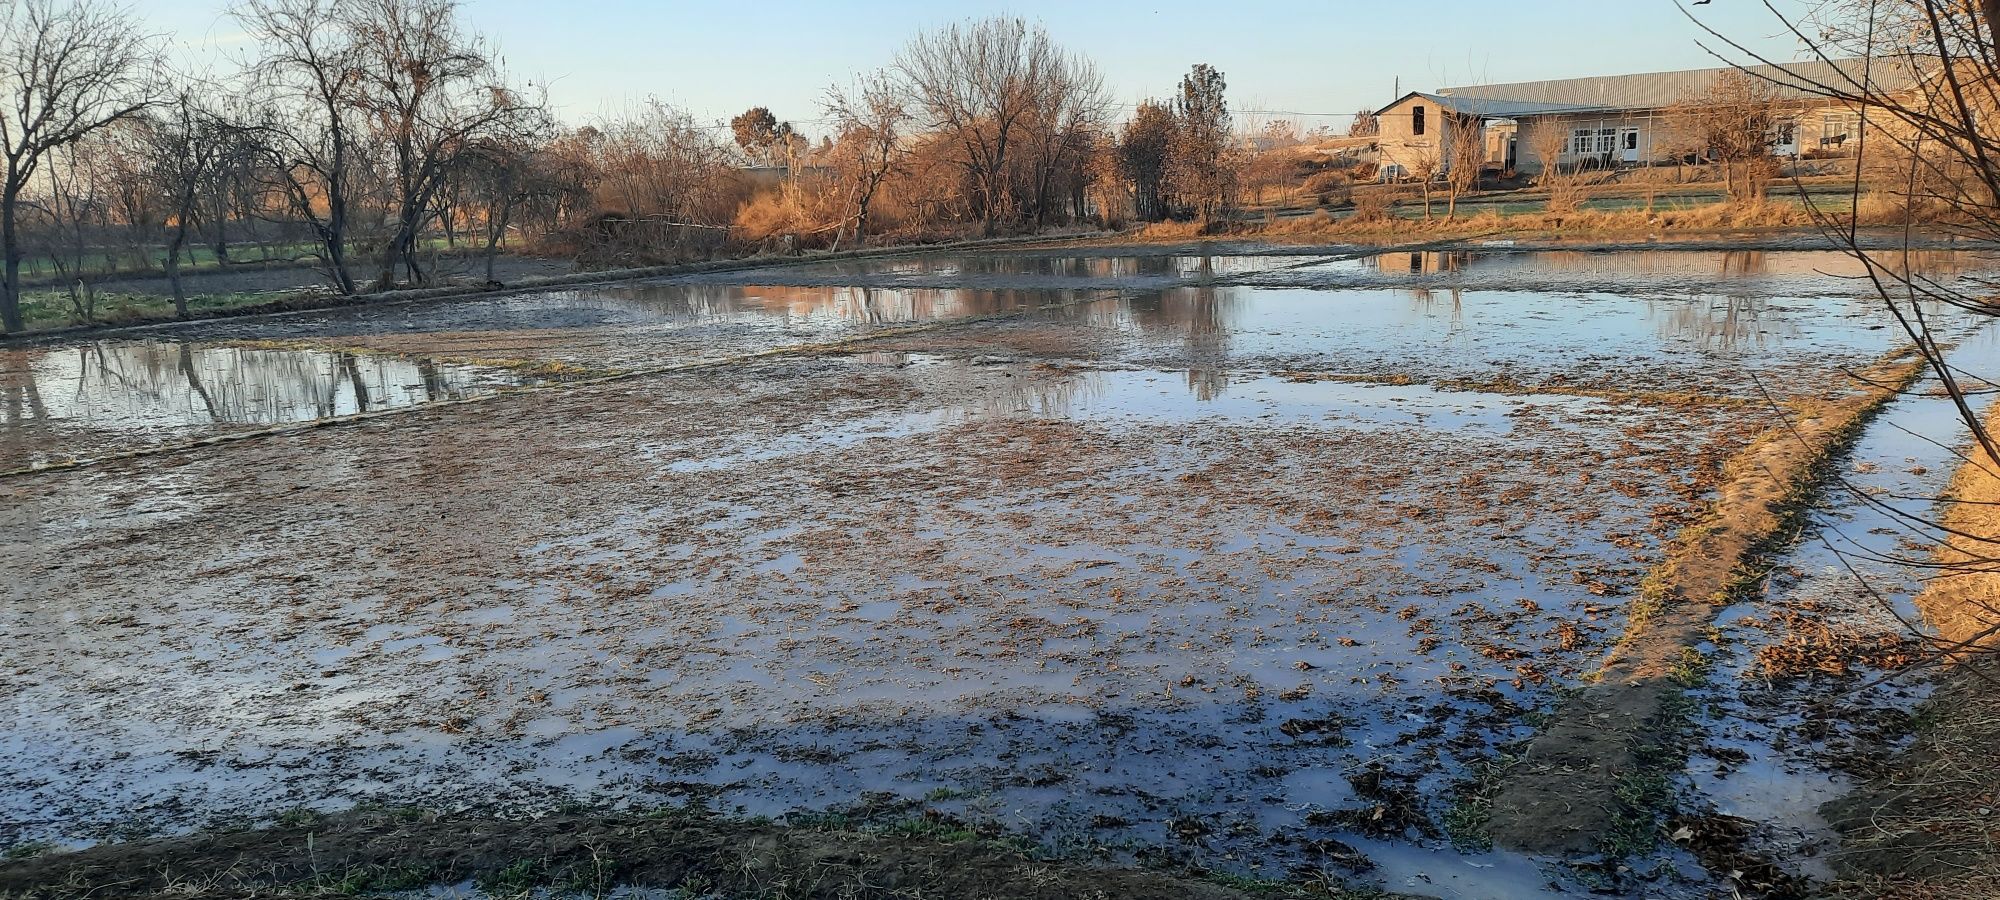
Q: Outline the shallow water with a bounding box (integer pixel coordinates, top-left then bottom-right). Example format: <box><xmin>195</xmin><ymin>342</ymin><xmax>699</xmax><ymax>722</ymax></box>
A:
<box><xmin>0</xmin><ymin>341</ymin><xmax>526</xmax><ymax>468</ymax></box>
<box><xmin>8</xmin><ymin>254</ymin><xmax>1940</xmax><ymax>469</ymax></box>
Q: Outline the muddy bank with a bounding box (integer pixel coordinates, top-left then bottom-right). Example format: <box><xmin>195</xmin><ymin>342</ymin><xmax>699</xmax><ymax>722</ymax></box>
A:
<box><xmin>1486</xmin><ymin>345</ymin><xmax>1932</xmax><ymax>856</ymax></box>
<box><xmin>0</xmin><ymin>808</ymin><xmax>1318</xmax><ymax>900</ymax></box>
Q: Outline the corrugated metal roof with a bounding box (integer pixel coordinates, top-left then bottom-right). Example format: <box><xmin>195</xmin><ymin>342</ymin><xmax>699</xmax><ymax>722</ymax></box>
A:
<box><xmin>1408</xmin><ymin>92</ymin><xmax>1598</xmax><ymax>118</ymax></box>
<box><xmin>1434</xmin><ymin>58</ymin><xmax>1921</xmax><ymax>113</ymax></box>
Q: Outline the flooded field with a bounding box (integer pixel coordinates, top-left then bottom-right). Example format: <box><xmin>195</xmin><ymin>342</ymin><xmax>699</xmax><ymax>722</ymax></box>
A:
<box><xmin>2</xmin><ymin>244</ymin><xmax>1995</xmax><ymax>898</ymax></box>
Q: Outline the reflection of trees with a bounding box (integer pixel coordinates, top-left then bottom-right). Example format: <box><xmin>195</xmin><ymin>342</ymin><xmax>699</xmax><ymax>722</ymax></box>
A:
<box><xmin>953</xmin><ymin>369</ymin><xmax>1103</xmax><ymax>419</ymax></box>
<box><xmin>8</xmin><ymin>341</ymin><xmax>495</xmax><ymax>437</ymax></box>
<box><xmin>590</xmin><ymin>282</ymin><xmax>1047</xmax><ymax>325</ymax></box>
<box><xmin>0</xmin><ymin>350</ymin><xmax>49</xmax><ymax>466</ymax></box>
<box><xmin>1128</xmin><ymin>285</ymin><xmax>1232</xmax><ymax>352</ymax></box>
<box><xmin>1407</xmin><ymin>288</ymin><xmax>1466</xmax><ymax>336</ymax></box>
<box><xmin>1375</xmin><ymin>251</ymin><xmax>1470</xmax><ymax>275</ymax></box>
<box><xmin>1650</xmin><ymin>294</ymin><xmax>1797</xmax><ymax>350</ymax></box>
<box><xmin>1720</xmin><ymin>250</ymin><xmax>1767</xmax><ymax>277</ymax></box>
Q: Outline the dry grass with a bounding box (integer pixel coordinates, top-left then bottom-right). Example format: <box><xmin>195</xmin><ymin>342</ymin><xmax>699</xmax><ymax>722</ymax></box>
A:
<box><xmin>1822</xmin><ymin>661</ymin><xmax>2000</xmax><ymax>899</ymax></box>
<box><xmin>1137</xmin><ymin>187</ymin><xmax>1950</xmax><ymax>245</ymax></box>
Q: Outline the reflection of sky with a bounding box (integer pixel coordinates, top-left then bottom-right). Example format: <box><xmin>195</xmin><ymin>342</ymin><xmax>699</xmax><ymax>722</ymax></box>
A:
<box><xmin>1097</xmin><ymin>285</ymin><xmax>1951</xmax><ymax>365</ymax></box>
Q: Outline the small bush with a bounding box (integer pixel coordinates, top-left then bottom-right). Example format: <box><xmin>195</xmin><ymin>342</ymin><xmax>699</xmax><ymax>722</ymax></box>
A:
<box><xmin>1348</xmin><ymin>191</ymin><xmax>1393</xmax><ymax>223</ymax></box>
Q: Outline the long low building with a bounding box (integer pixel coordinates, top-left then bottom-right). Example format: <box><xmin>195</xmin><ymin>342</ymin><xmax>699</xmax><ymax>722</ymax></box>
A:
<box><xmin>1372</xmin><ymin>58</ymin><xmax>1921</xmax><ymax>179</ymax></box>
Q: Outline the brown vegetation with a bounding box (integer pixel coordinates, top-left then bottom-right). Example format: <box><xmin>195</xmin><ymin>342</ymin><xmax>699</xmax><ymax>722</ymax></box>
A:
<box><xmin>1664</xmin><ymin>71</ymin><xmax>1785</xmax><ymax>204</ymax></box>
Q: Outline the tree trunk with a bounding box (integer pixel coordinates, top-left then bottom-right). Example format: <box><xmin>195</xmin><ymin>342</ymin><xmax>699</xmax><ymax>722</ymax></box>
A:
<box><xmin>1</xmin><ymin>182</ymin><xmax>22</xmax><ymax>334</ymax></box>
<box><xmin>210</xmin><ymin>189</ymin><xmax>230</xmax><ymax>264</ymax></box>
<box><xmin>166</xmin><ymin>249</ymin><xmax>186</xmax><ymax>319</ymax></box>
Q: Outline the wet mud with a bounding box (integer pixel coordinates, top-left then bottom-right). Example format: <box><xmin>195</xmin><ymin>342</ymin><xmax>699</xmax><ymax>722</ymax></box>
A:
<box><xmin>4</xmin><ymin>244</ymin><xmax>1997</xmax><ymax>899</ymax></box>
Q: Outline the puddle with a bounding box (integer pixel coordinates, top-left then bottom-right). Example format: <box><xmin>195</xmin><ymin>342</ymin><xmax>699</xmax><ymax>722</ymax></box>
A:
<box><xmin>1059</xmin><ymin>283</ymin><xmax>1971</xmax><ymax>401</ymax></box>
<box><xmin>0</xmin><ymin>340</ymin><xmax>527</xmax><ymax>468</ymax></box>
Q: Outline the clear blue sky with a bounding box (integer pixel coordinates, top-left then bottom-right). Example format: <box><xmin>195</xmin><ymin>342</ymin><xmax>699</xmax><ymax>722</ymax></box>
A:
<box><xmin>150</xmin><ymin>0</ymin><xmax>1817</xmax><ymax>135</ymax></box>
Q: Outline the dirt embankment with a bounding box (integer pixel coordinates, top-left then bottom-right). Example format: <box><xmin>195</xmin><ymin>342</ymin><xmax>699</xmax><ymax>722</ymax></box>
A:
<box><xmin>1819</xmin><ymin>403</ymin><xmax>2000</xmax><ymax>899</ymax></box>
<box><xmin>1485</xmin><ymin>347</ymin><xmax>1935</xmax><ymax>855</ymax></box>
<box><xmin>0</xmin><ymin>809</ymin><xmax>1320</xmax><ymax>900</ymax></box>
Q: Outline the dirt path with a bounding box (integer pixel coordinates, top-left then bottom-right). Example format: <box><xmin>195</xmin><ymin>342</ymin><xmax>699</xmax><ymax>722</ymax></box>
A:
<box><xmin>1486</xmin><ymin>346</ymin><xmax>1935</xmax><ymax>855</ymax></box>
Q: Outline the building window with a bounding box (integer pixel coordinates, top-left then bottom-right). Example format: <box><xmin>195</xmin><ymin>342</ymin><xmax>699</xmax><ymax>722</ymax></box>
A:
<box><xmin>1595</xmin><ymin>128</ymin><xmax>1615</xmax><ymax>153</ymax></box>
<box><xmin>1412</xmin><ymin>105</ymin><xmax>1426</xmax><ymax>136</ymax></box>
<box><xmin>1623</xmin><ymin>130</ymin><xmax>1639</xmax><ymax>151</ymax></box>
<box><xmin>1821</xmin><ymin>112</ymin><xmax>1858</xmax><ymax>147</ymax></box>
<box><xmin>1571</xmin><ymin>128</ymin><xmax>1593</xmax><ymax>154</ymax></box>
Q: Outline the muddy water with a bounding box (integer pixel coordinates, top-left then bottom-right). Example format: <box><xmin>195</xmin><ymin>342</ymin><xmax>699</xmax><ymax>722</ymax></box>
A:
<box><xmin>0</xmin><ymin>341</ymin><xmax>527</xmax><ymax>469</ymax></box>
<box><xmin>4</xmin><ymin>247</ymin><xmax>1999</xmax><ymax>899</ymax></box>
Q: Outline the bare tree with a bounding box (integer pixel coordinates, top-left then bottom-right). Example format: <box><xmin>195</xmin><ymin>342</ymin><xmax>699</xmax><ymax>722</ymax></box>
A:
<box><xmin>894</xmin><ymin>17</ymin><xmax>1048</xmax><ymax>234</ymax></box>
<box><xmin>236</xmin><ymin>0</ymin><xmax>368</xmax><ymax>294</ymax></box>
<box><xmin>1444</xmin><ymin>111</ymin><xmax>1485</xmax><ymax>218</ymax></box>
<box><xmin>1404</xmin><ymin>140</ymin><xmax>1442</xmax><ymax>221</ymax></box>
<box><xmin>141</xmin><ymin>87</ymin><xmax>230</xmax><ymax>318</ymax></box>
<box><xmin>1528</xmin><ymin>121</ymin><xmax>1585</xmax><ymax>216</ymax></box>
<box><xmin>40</xmin><ymin>138</ymin><xmax>110</xmax><ymax>323</ymax></box>
<box><xmin>1018</xmin><ymin>48</ymin><xmax>1110</xmax><ymax>226</ymax></box>
<box><xmin>1665</xmin><ymin>70</ymin><xmax>1784</xmax><ymax>203</ymax></box>
<box><xmin>823</xmin><ymin>71</ymin><xmax>910</xmax><ymax>248</ymax></box>
<box><xmin>456</xmin><ymin>131</ymin><xmax>548</xmax><ymax>284</ymax></box>
<box><xmin>0</xmin><ymin>0</ymin><xmax>159</xmax><ymax>333</ymax></box>
<box><xmin>344</xmin><ymin>0</ymin><xmax>543</xmax><ymax>288</ymax></box>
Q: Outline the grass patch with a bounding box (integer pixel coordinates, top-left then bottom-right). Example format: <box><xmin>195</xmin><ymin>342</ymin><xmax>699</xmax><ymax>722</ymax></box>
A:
<box><xmin>18</xmin><ymin>289</ymin><xmax>298</xmax><ymax>331</ymax></box>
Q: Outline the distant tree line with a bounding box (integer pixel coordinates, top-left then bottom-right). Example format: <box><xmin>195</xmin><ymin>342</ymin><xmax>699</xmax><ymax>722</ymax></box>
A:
<box><xmin>0</xmin><ymin>2</ymin><xmax>1254</xmax><ymax>333</ymax></box>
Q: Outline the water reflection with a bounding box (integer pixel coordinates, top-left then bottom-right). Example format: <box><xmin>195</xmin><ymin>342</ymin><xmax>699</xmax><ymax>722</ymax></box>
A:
<box><xmin>1650</xmin><ymin>295</ymin><xmax>1803</xmax><ymax>350</ymax></box>
<box><xmin>567</xmin><ymin>282</ymin><xmax>1077</xmax><ymax>325</ymax></box>
<box><xmin>1365</xmin><ymin>248</ymin><xmax>1990</xmax><ymax>281</ymax></box>
<box><xmin>0</xmin><ymin>340</ymin><xmax>520</xmax><ymax>466</ymax></box>
<box><xmin>785</xmin><ymin>252</ymin><xmax>1290</xmax><ymax>282</ymax></box>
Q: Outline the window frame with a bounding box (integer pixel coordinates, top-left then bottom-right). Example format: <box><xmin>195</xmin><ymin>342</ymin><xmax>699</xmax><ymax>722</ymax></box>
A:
<box><xmin>1570</xmin><ymin>127</ymin><xmax>1594</xmax><ymax>155</ymax></box>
